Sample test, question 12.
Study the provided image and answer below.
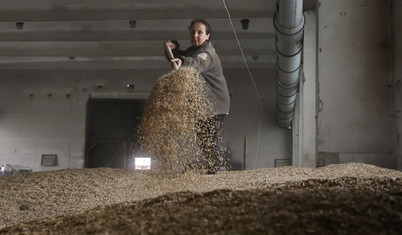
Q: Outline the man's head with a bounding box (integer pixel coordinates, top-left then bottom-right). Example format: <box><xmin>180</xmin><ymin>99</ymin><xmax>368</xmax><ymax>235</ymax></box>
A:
<box><xmin>189</xmin><ymin>19</ymin><xmax>211</xmax><ymax>47</ymax></box>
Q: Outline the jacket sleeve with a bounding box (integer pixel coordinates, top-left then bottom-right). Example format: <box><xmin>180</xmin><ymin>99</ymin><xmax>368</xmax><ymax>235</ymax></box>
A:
<box><xmin>180</xmin><ymin>52</ymin><xmax>213</xmax><ymax>73</ymax></box>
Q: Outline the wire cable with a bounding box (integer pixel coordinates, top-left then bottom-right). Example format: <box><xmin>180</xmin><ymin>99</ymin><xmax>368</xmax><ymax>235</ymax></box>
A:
<box><xmin>222</xmin><ymin>0</ymin><xmax>263</xmax><ymax>102</ymax></box>
<box><xmin>222</xmin><ymin>0</ymin><xmax>263</xmax><ymax>169</ymax></box>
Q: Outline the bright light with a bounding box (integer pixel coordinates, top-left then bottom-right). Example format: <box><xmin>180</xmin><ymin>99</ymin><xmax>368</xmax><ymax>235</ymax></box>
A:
<box><xmin>134</xmin><ymin>157</ymin><xmax>151</xmax><ymax>170</ymax></box>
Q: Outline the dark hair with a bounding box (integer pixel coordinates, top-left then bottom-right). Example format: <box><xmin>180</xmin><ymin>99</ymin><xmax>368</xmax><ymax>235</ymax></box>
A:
<box><xmin>189</xmin><ymin>19</ymin><xmax>211</xmax><ymax>35</ymax></box>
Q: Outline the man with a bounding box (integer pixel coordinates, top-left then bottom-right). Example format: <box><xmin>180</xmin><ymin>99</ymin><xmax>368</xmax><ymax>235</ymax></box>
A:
<box><xmin>165</xmin><ymin>19</ymin><xmax>230</xmax><ymax>174</ymax></box>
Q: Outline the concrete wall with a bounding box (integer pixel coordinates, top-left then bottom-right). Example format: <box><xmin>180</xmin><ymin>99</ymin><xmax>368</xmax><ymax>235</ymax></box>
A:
<box><xmin>0</xmin><ymin>70</ymin><xmax>161</xmax><ymax>171</ymax></box>
<box><xmin>1</xmin><ymin>0</ymin><xmax>398</xmax><ymax>171</ymax></box>
<box><xmin>294</xmin><ymin>10</ymin><xmax>317</xmax><ymax>168</ymax></box>
<box><xmin>317</xmin><ymin>0</ymin><xmax>395</xmax><ymax>168</ymax></box>
<box><xmin>0</xmin><ymin>68</ymin><xmax>290</xmax><ymax>171</ymax></box>
<box><xmin>225</xmin><ymin>69</ymin><xmax>292</xmax><ymax>170</ymax></box>
<box><xmin>393</xmin><ymin>0</ymin><xmax>402</xmax><ymax>170</ymax></box>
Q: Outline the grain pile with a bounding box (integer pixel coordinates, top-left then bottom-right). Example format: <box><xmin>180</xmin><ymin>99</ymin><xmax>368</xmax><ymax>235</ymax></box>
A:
<box><xmin>137</xmin><ymin>67</ymin><xmax>218</xmax><ymax>171</ymax></box>
<box><xmin>0</xmin><ymin>163</ymin><xmax>401</xmax><ymax>234</ymax></box>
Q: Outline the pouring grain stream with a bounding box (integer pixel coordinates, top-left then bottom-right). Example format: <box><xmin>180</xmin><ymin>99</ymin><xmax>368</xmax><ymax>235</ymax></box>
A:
<box><xmin>137</xmin><ymin>67</ymin><xmax>216</xmax><ymax>171</ymax></box>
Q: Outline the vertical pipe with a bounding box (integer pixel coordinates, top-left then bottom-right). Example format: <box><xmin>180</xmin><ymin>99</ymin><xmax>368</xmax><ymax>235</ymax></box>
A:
<box><xmin>274</xmin><ymin>0</ymin><xmax>305</xmax><ymax>128</ymax></box>
<box><xmin>243</xmin><ymin>136</ymin><xmax>247</xmax><ymax>170</ymax></box>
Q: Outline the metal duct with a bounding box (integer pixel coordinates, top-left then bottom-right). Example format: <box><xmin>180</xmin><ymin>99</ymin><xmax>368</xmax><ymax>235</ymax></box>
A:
<box><xmin>274</xmin><ymin>0</ymin><xmax>305</xmax><ymax>128</ymax></box>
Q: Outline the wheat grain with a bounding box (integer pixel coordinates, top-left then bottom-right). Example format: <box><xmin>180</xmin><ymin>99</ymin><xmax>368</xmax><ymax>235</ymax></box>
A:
<box><xmin>0</xmin><ymin>163</ymin><xmax>401</xmax><ymax>234</ymax></box>
<box><xmin>137</xmin><ymin>67</ymin><xmax>219</xmax><ymax>172</ymax></box>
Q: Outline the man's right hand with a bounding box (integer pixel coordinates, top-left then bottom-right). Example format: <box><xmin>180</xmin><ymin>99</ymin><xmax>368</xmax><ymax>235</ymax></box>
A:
<box><xmin>170</xmin><ymin>58</ymin><xmax>182</xmax><ymax>69</ymax></box>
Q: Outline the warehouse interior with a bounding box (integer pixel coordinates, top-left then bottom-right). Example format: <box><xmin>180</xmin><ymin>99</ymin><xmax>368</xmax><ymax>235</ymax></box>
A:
<box><xmin>0</xmin><ymin>0</ymin><xmax>402</xmax><ymax>233</ymax></box>
<box><xmin>0</xmin><ymin>0</ymin><xmax>401</xmax><ymax>172</ymax></box>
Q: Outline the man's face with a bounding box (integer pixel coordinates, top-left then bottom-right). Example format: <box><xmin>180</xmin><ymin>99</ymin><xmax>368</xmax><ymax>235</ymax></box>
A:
<box><xmin>190</xmin><ymin>22</ymin><xmax>210</xmax><ymax>47</ymax></box>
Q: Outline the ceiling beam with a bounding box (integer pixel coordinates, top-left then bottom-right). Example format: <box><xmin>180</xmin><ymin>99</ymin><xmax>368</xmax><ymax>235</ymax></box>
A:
<box><xmin>0</xmin><ymin>18</ymin><xmax>274</xmax><ymax>41</ymax></box>
<box><xmin>0</xmin><ymin>9</ymin><xmax>274</xmax><ymax>22</ymax></box>
<box><xmin>0</xmin><ymin>0</ymin><xmax>275</xmax><ymax>21</ymax></box>
<box><xmin>0</xmin><ymin>39</ymin><xmax>275</xmax><ymax>57</ymax></box>
<box><xmin>0</xmin><ymin>1</ymin><xmax>277</xmax><ymax>72</ymax></box>
<box><xmin>0</xmin><ymin>30</ymin><xmax>274</xmax><ymax>42</ymax></box>
<box><xmin>0</xmin><ymin>55</ymin><xmax>275</xmax><ymax>70</ymax></box>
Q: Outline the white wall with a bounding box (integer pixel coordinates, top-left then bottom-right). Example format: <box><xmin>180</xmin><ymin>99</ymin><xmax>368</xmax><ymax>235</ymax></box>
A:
<box><xmin>294</xmin><ymin>10</ymin><xmax>317</xmax><ymax>168</ymax></box>
<box><xmin>225</xmin><ymin>69</ymin><xmax>292</xmax><ymax>170</ymax></box>
<box><xmin>0</xmin><ymin>70</ymin><xmax>162</xmax><ymax>171</ymax></box>
<box><xmin>1</xmin><ymin>0</ymin><xmax>399</xmax><ymax>171</ymax></box>
<box><xmin>393</xmin><ymin>0</ymin><xmax>402</xmax><ymax>170</ymax></box>
<box><xmin>0</xmin><ymin>68</ymin><xmax>290</xmax><ymax>171</ymax></box>
<box><xmin>317</xmin><ymin>0</ymin><xmax>395</xmax><ymax>168</ymax></box>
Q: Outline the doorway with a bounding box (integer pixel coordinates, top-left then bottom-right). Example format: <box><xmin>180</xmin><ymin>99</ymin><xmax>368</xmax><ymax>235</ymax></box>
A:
<box><xmin>85</xmin><ymin>99</ymin><xmax>145</xmax><ymax>168</ymax></box>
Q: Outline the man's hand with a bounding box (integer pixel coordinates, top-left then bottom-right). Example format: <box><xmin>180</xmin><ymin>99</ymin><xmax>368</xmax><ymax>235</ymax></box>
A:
<box><xmin>164</xmin><ymin>41</ymin><xmax>176</xmax><ymax>50</ymax></box>
<box><xmin>170</xmin><ymin>58</ymin><xmax>182</xmax><ymax>69</ymax></box>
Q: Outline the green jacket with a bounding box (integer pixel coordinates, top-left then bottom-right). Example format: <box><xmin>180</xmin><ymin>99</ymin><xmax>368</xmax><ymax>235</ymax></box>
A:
<box><xmin>171</xmin><ymin>40</ymin><xmax>230</xmax><ymax>115</ymax></box>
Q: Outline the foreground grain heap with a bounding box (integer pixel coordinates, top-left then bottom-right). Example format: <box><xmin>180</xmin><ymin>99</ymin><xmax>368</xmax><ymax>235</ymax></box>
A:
<box><xmin>0</xmin><ymin>163</ymin><xmax>401</xmax><ymax>234</ymax></box>
<box><xmin>137</xmin><ymin>67</ymin><xmax>215</xmax><ymax>171</ymax></box>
